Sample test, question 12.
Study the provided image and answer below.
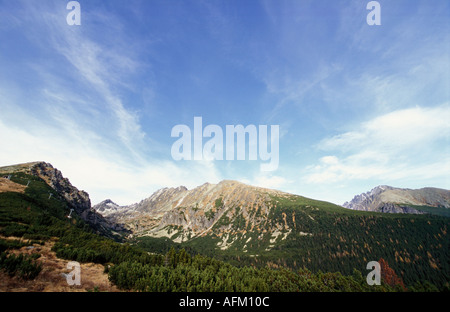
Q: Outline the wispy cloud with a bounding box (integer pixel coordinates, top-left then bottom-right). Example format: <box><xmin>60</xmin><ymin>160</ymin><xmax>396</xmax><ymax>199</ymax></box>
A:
<box><xmin>50</xmin><ymin>25</ymin><xmax>146</xmax><ymax>160</ymax></box>
<box><xmin>0</xmin><ymin>112</ymin><xmax>222</xmax><ymax>205</ymax></box>
<box><xmin>1</xmin><ymin>0</ymin><xmax>448</xmax><ymax>207</ymax></box>
<box><xmin>319</xmin><ymin>106</ymin><xmax>449</xmax><ymax>151</ymax></box>
<box><xmin>0</xmin><ymin>0</ymin><xmax>223</xmax><ymax>204</ymax></box>
<box><xmin>305</xmin><ymin>105</ymin><xmax>450</xmax><ymax>185</ymax></box>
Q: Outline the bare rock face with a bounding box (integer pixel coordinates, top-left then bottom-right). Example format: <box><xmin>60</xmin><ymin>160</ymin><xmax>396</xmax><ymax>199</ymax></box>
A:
<box><xmin>343</xmin><ymin>185</ymin><xmax>450</xmax><ymax>214</ymax></box>
<box><xmin>377</xmin><ymin>203</ymin><xmax>424</xmax><ymax>214</ymax></box>
<box><xmin>30</xmin><ymin>162</ymin><xmax>91</xmax><ymax>217</ymax></box>
<box><xmin>94</xmin><ymin>180</ymin><xmax>293</xmax><ymax>241</ymax></box>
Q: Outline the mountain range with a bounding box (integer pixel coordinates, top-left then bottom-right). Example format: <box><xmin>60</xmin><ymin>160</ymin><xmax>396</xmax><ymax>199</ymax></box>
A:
<box><xmin>1</xmin><ymin>161</ymin><xmax>449</xmax><ymax>289</ymax></box>
<box><xmin>93</xmin><ymin>180</ymin><xmax>297</xmax><ymax>243</ymax></box>
<box><xmin>94</xmin><ymin>180</ymin><xmax>450</xmax><ymax>242</ymax></box>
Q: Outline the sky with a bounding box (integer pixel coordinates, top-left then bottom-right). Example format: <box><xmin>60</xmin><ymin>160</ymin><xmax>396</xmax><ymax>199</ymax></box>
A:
<box><xmin>0</xmin><ymin>0</ymin><xmax>449</xmax><ymax>206</ymax></box>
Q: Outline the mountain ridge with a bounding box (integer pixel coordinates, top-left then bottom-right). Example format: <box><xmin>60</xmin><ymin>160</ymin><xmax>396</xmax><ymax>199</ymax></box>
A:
<box><xmin>342</xmin><ymin>185</ymin><xmax>450</xmax><ymax>215</ymax></box>
<box><xmin>93</xmin><ymin>179</ymin><xmax>297</xmax><ymax>241</ymax></box>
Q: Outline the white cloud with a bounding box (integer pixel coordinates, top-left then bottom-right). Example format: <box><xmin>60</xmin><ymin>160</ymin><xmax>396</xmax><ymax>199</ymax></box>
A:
<box><xmin>0</xmin><ymin>114</ymin><xmax>223</xmax><ymax>206</ymax></box>
<box><xmin>0</xmin><ymin>1</ymin><xmax>229</xmax><ymax>207</ymax></box>
<box><xmin>305</xmin><ymin>156</ymin><xmax>391</xmax><ymax>184</ymax></box>
<box><xmin>51</xmin><ymin>28</ymin><xmax>146</xmax><ymax>158</ymax></box>
<box><xmin>319</xmin><ymin>156</ymin><xmax>339</xmax><ymax>165</ymax></box>
<box><xmin>11</xmin><ymin>0</ymin><xmax>150</xmax><ymax>161</ymax></box>
<box><xmin>306</xmin><ymin>105</ymin><xmax>450</xmax><ymax>186</ymax></box>
<box><xmin>319</xmin><ymin>105</ymin><xmax>450</xmax><ymax>152</ymax></box>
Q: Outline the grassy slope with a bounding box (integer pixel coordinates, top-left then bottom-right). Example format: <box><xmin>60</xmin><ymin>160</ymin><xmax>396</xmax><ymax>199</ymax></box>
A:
<box><xmin>0</xmin><ymin>173</ymin><xmax>156</xmax><ymax>285</ymax></box>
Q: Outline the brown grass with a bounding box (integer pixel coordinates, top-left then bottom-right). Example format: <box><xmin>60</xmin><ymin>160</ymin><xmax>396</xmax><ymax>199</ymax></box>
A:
<box><xmin>0</xmin><ymin>239</ymin><xmax>121</xmax><ymax>292</ymax></box>
<box><xmin>0</xmin><ymin>178</ymin><xmax>26</xmax><ymax>194</ymax></box>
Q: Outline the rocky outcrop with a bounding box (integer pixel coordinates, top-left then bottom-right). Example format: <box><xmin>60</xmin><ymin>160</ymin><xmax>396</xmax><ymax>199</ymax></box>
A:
<box><xmin>0</xmin><ymin>161</ymin><xmax>123</xmax><ymax>235</ymax></box>
<box><xmin>29</xmin><ymin>162</ymin><xmax>91</xmax><ymax>218</ymax></box>
<box><xmin>0</xmin><ymin>161</ymin><xmax>92</xmax><ymax>217</ymax></box>
<box><xmin>378</xmin><ymin>203</ymin><xmax>424</xmax><ymax>214</ymax></box>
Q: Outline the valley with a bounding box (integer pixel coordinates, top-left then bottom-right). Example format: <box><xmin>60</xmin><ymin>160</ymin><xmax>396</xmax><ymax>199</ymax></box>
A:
<box><xmin>0</xmin><ymin>162</ymin><xmax>449</xmax><ymax>292</ymax></box>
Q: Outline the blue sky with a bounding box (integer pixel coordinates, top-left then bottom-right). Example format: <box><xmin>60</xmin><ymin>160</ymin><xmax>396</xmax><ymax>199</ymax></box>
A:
<box><xmin>0</xmin><ymin>0</ymin><xmax>449</xmax><ymax>205</ymax></box>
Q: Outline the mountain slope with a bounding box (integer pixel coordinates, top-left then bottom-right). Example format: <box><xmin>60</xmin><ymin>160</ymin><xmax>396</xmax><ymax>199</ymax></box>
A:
<box><xmin>0</xmin><ymin>162</ymin><xmax>124</xmax><ymax>238</ymax></box>
<box><xmin>0</xmin><ymin>162</ymin><xmax>165</xmax><ymax>291</ymax></box>
<box><xmin>95</xmin><ymin>181</ymin><xmax>449</xmax><ymax>289</ymax></box>
<box><xmin>94</xmin><ymin>180</ymin><xmax>327</xmax><ymax>242</ymax></box>
<box><xmin>1</xmin><ymin>161</ymin><xmax>404</xmax><ymax>292</ymax></box>
<box><xmin>342</xmin><ymin>185</ymin><xmax>450</xmax><ymax>216</ymax></box>
<box><xmin>1</xmin><ymin>162</ymin><xmax>449</xmax><ymax>290</ymax></box>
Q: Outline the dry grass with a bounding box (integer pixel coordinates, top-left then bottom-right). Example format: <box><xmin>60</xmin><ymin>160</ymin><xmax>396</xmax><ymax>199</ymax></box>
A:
<box><xmin>0</xmin><ymin>178</ymin><xmax>26</xmax><ymax>194</ymax></box>
<box><xmin>0</xmin><ymin>239</ymin><xmax>121</xmax><ymax>292</ymax></box>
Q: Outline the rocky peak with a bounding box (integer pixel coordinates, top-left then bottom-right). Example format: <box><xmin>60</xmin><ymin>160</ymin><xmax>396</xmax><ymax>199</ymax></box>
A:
<box><xmin>343</xmin><ymin>185</ymin><xmax>392</xmax><ymax>210</ymax></box>
<box><xmin>93</xmin><ymin>199</ymin><xmax>122</xmax><ymax>216</ymax></box>
<box><xmin>29</xmin><ymin>162</ymin><xmax>91</xmax><ymax>216</ymax></box>
<box><xmin>0</xmin><ymin>161</ymin><xmax>104</xmax><ymax>226</ymax></box>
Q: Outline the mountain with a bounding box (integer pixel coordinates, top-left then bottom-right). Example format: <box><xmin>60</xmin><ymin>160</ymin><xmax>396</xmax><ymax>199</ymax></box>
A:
<box><xmin>0</xmin><ymin>161</ymin><xmax>91</xmax><ymax>215</ymax></box>
<box><xmin>93</xmin><ymin>179</ymin><xmax>450</xmax><ymax>289</ymax></box>
<box><xmin>94</xmin><ymin>180</ymin><xmax>450</xmax><ymax>286</ymax></box>
<box><xmin>93</xmin><ymin>199</ymin><xmax>123</xmax><ymax>217</ymax></box>
<box><xmin>2</xmin><ymin>161</ymin><xmax>449</xmax><ymax>290</ymax></box>
<box><xmin>93</xmin><ymin>180</ymin><xmax>305</xmax><ymax>243</ymax></box>
<box><xmin>0</xmin><ymin>161</ymin><xmax>124</xmax><ymax>237</ymax></box>
<box><xmin>0</xmin><ymin>161</ymin><xmax>400</xmax><ymax>293</ymax></box>
<box><xmin>0</xmin><ymin>161</ymin><xmax>158</xmax><ymax>291</ymax></box>
<box><xmin>342</xmin><ymin>185</ymin><xmax>450</xmax><ymax>216</ymax></box>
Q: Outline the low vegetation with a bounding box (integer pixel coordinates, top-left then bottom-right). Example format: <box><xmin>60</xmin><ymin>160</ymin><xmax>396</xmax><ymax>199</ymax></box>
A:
<box><xmin>0</xmin><ymin>172</ymin><xmax>448</xmax><ymax>291</ymax></box>
<box><xmin>0</xmin><ymin>251</ymin><xmax>42</xmax><ymax>280</ymax></box>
